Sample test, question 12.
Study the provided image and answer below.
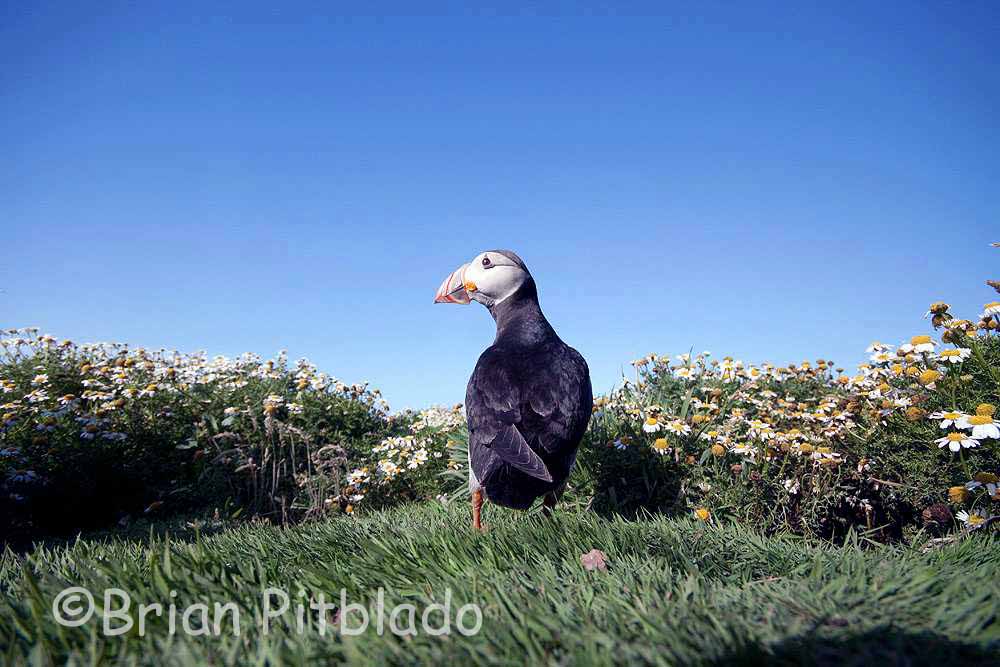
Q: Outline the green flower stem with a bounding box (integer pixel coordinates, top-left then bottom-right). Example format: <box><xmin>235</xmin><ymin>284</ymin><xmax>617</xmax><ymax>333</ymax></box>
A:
<box><xmin>959</xmin><ymin>447</ymin><xmax>973</xmax><ymax>480</ymax></box>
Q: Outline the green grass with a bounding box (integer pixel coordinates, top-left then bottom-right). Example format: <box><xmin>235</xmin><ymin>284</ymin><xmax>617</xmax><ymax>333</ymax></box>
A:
<box><xmin>1</xmin><ymin>503</ymin><xmax>997</xmax><ymax>666</ymax></box>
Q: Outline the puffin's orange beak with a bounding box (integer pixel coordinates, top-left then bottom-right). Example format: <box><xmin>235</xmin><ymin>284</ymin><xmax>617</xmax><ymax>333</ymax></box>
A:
<box><xmin>434</xmin><ymin>263</ymin><xmax>472</xmax><ymax>304</ymax></box>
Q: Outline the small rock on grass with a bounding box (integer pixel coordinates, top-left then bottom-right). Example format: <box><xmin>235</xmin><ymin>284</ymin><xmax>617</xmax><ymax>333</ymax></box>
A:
<box><xmin>581</xmin><ymin>549</ymin><xmax>608</xmax><ymax>572</ymax></box>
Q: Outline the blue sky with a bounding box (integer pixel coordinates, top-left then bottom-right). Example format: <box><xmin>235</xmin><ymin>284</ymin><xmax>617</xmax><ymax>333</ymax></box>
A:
<box><xmin>2</xmin><ymin>2</ymin><xmax>998</xmax><ymax>409</ymax></box>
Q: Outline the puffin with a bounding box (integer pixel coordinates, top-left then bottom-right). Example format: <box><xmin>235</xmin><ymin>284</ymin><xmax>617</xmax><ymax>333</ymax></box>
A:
<box><xmin>434</xmin><ymin>250</ymin><xmax>592</xmax><ymax>530</ymax></box>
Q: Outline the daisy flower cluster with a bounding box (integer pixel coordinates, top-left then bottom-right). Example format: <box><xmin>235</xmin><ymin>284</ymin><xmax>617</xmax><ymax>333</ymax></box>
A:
<box><xmin>334</xmin><ymin>405</ymin><xmax>463</xmax><ymax>513</ymax></box>
<box><xmin>843</xmin><ymin>300</ymin><xmax>998</xmax><ymax>479</ymax></box>
<box><xmin>0</xmin><ymin>329</ymin><xmax>387</xmax><ymax>425</ymax></box>
<box><xmin>843</xmin><ymin>330</ymin><xmax>976</xmax><ymax>426</ymax></box>
<box><xmin>930</xmin><ymin>405</ymin><xmax>999</xmax><ymax>453</ymax></box>
<box><xmin>599</xmin><ymin>351</ymin><xmax>853</xmax><ymax>467</ymax></box>
<box><xmin>0</xmin><ymin>328</ymin><xmax>389</xmax><ymax>515</ymax></box>
<box><xmin>588</xmin><ymin>352</ymin><xmax>864</xmax><ymax>532</ymax></box>
<box><xmin>594</xmin><ymin>289</ymin><xmax>1000</xmax><ymax>535</ymax></box>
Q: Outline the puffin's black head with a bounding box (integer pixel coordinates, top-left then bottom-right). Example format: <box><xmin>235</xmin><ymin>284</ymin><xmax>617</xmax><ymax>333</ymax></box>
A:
<box><xmin>434</xmin><ymin>249</ymin><xmax>533</xmax><ymax>308</ymax></box>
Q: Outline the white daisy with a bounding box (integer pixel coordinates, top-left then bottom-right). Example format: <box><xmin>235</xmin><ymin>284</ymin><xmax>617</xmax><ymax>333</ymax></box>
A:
<box><xmin>665</xmin><ymin>420</ymin><xmax>691</xmax><ymax>436</ymax></box>
<box><xmin>747</xmin><ymin>419</ymin><xmax>775</xmax><ymax>440</ymax></box>
<box><xmin>937</xmin><ymin>348</ymin><xmax>971</xmax><ymax>364</ymax></box>
<box><xmin>957</xmin><ymin>414</ymin><xmax>1000</xmax><ymax>440</ymax></box>
<box><xmin>981</xmin><ymin>301</ymin><xmax>1000</xmax><ymax>319</ymax></box>
<box><xmin>642</xmin><ymin>416</ymin><xmax>661</xmax><ymax>433</ymax></box>
<box><xmin>956</xmin><ymin>509</ymin><xmax>989</xmax><ymax>530</ymax></box>
<box><xmin>899</xmin><ymin>335</ymin><xmax>936</xmax><ymax>354</ymax></box>
<box><xmin>929</xmin><ymin>410</ymin><xmax>967</xmax><ymax>429</ymax></box>
<box><xmin>936</xmin><ymin>432</ymin><xmax>980</xmax><ymax>452</ymax></box>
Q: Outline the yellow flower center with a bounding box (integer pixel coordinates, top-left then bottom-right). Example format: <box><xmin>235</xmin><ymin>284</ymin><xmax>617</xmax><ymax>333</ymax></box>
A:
<box><xmin>946</xmin><ymin>433</ymin><xmax>964</xmax><ymax>441</ymax></box>
<box><xmin>910</xmin><ymin>335</ymin><xmax>932</xmax><ymax>345</ymax></box>
<box><xmin>653</xmin><ymin>438</ymin><xmax>668</xmax><ymax>450</ymax></box>
<box><xmin>968</xmin><ymin>415</ymin><xmax>992</xmax><ymax>425</ymax></box>
<box><xmin>976</xmin><ymin>403</ymin><xmax>996</xmax><ymax>416</ymax></box>
<box><xmin>940</xmin><ymin>349</ymin><xmax>961</xmax><ymax>357</ymax></box>
<box><xmin>918</xmin><ymin>370</ymin><xmax>940</xmax><ymax>385</ymax></box>
<box><xmin>968</xmin><ymin>514</ymin><xmax>985</xmax><ymax>526</ymax></box>
<box><xmin>694</xmin><ymin>508</ymin><xmax>710</xmax><ymax>521</ymax></box>
<box><xmin>645</xmin><ymin>417</ymin><xmax>658</xmax><ymax>426</ymax></box>
<box><xmin>942</xmin><ymin>412</ymin><xmax>960</xmax><ymax>419</ymax></box>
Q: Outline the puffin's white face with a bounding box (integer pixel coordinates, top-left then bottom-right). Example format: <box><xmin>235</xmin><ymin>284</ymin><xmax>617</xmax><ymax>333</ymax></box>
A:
<box><xmin>434</xmin><ymin>251</ymin><xmax>529</xmax><ymax>308</ymax></box>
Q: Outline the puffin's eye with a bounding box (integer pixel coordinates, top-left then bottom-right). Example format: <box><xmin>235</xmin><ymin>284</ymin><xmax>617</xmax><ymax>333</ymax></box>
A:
<box><xmin>482</xmin><ymin>256</ymin><xmax>491</xmax><ymax>267</ymax></box>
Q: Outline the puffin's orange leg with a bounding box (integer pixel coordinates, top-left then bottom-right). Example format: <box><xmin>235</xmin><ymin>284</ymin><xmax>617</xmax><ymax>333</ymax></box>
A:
<box><xmin>472</xmin><ymin>489</ymin><xmax>484</xmax><ymax>531</ymax></box>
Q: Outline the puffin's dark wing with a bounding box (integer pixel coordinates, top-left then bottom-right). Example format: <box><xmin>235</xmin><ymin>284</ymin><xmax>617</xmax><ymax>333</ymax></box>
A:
<box><xmin>466</xmin><ymin>350</ymin><xmax>552</xmax><ymax>482</ymax></box>
<box><xmin>524</xmin><ymin>345</ymin><xmax>593</xmax><ymax>455</ymax></box>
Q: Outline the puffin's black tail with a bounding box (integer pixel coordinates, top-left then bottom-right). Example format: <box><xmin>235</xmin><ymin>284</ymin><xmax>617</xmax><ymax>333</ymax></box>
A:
<box><xmin>484</xmin><ymin>467</ymin><xmax>553</xmax><ymax>510</ymax></box>
<box><xmin>490</xmin><ymin>424</ymin><xmax>552</xmax><ymax>482</ymax></box>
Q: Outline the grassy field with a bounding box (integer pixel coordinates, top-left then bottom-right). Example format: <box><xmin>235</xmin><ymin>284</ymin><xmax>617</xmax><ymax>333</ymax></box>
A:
<box><xmin>2</xmin><ymin>502</ymin><xmax>997</xmax><ymax>666</ymax></box>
